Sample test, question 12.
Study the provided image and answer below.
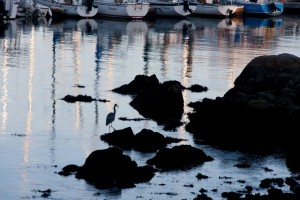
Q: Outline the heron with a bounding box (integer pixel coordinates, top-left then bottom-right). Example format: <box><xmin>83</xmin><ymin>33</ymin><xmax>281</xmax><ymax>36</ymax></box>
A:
<box><xmin>106</xmin><ymin>104</ymin><xmax>118</xmax><ymax>131</ymax></box>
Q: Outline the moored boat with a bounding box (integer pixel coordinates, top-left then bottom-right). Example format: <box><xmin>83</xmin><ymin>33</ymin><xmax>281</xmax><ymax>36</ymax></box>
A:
<box><xmin>35</xmin><ymin>0</ymin><xmax>98</xmax><ymax>18</ymax></box>
<box><xmin>93</xmin><ymin>0</ymin><xmax>150</xmax><ymax>19</ymax></box>
<box><xmin>233</xmin><ymin>0</ymin><xmax>283</xmax><ymax>17</ymax></box>
<box><xmin>193</xmin><ymin>2</ymin><xmax>244</xmax><ymax>18</ymax></box>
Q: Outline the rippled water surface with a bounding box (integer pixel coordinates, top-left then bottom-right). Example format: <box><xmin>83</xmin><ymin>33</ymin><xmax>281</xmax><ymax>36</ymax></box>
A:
<box><xmin>1</xmin><ymin>14</ymin><xmax>300</xmax><ymax>199</ymax></box>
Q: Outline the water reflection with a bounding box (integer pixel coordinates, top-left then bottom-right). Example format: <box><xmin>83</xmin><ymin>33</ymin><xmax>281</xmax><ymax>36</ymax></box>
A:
<box><xmin>243</xmin><ymin>17</ymin><xmax>283</xmax><ymax>27</ymax></box>
<box><xmin>1</xmin><ymin>15</ymin><xmax>300</xmax><ymax>199</ymax></box>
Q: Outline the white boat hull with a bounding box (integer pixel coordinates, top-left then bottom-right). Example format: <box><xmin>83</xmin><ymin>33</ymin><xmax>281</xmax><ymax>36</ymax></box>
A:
<box><xmin>94</xmin><ymin>0</ymin><xmax>150</xmax><ymax>19</ymax></box>
<box><xmin>193</xmin><ymin>3</ymin><xmax>243</xmax><ymax>17</ymax></box>
<box><xmin>150</xmin><ymin>2</ymin><xmax>197</xmax><ymax>17</ymax></box>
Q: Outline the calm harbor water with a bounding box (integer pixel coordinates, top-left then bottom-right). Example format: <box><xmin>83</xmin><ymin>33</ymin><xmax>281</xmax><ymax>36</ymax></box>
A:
<box><xmin>1</xmin><ymin>14</ymin><xmax>300</xmax><ymax>200</ymax></box>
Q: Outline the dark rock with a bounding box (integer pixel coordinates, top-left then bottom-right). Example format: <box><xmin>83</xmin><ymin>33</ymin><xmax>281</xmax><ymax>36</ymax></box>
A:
<box><xmin>196</xmin><ymin>173</ymin><xmax>209</xmax><ymax>180</ymax></box>
<box><xmin>186</xmin><ymin>53</ymin><xmax>300</xmax><ymax>153</ymax></box>
<box><xmin>221</xmin><ymin>191</ymin><xmax>242</xmax><ymax>199</ymax></box>
<box><xmin>61</xmin><ymin>94</ymin><xmax>108</xmax><ymax>103</ymax></box>
<box><xmin>285</xmin><ymin>177</ymin><xmax>298</xmax><ymax>191</ymax></box>
<box><xmin>259</xmin><ymin>178</ymin><xmax>284</xmax><ymax>188</ymax></box>
<box><xmin>146</xmin><ymin>145</ymin><xmax>213</xmax><ymax>171</ymax></box>
<box><xmin>100</xmin><ymin>127</ymin><xmax>135</xmax><ymax>150</ymax></box>
<box><xmin>134</xmin><ymin>129</ymin><xmax>182</xmax><ymax>152</ymax></box>
<box><xmin>188</xmin><ymin>84</ymin><xmax>208</xmax><ymax>92</ymax></box>
<box><xmin>100</xmin><ymin>127</ymin><xmax>185</xmax><ymax>152</ymax></box>
<box><xmin>112</xmin><ymin>74</ymin><xmax>184</xmax><ymax>130</ymax></box>
<box><xmin>61</xmin><ymin>94</ymin><xmax>95</xmax><ymax>103</ymax></box>
<box><xmin>129</xmin><ymin>80</ymin><xmax>184</xmax><ymax>127</ymax></box>
<box><xmin>294</xmin><ymin>184</ymin><xmax>300</xmax><ymax>198</ymax></box>
<box><xmin>58</xmin><ymin>164</ymin><xmax>80</xmax><ymax>176</ymax></box>
<box><xmin>112</xmin><ymin>74</ymin><xmax>160</xmax><ymax>95</ymax></box>
<box><xmin>59</xmin><ymin>147</ymin><xmax>156</xmax><ymax>189</ymax></box>
<box><xmin>285</xmin><ymin>145</ymin><xmax>300</xmax><ymax>173</ymax></box>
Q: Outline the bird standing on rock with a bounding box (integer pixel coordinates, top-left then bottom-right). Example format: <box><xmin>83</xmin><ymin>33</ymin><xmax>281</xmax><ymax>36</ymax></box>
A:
<box><xmin>106</xmin><ymin>104</ymin><xmax>118</xmax><ymax>132</ymax></box>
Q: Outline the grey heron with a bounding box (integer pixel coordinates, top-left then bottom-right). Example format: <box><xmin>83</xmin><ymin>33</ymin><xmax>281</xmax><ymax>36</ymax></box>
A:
<box><xmin>106</xmin><ymin>104</ymin><xmax>118</xmax><ymax>131</ymax></box>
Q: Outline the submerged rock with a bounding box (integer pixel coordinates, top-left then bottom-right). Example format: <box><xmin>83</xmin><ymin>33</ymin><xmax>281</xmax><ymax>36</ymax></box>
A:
<box><xmin>146</xmin><ymin>145</ymin><xmax>213</xmax><ymax>171</ymax></box>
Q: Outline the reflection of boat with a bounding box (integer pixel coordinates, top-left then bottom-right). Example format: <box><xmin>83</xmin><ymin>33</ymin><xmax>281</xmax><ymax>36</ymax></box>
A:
<box><xmin>187</xmin><ymin>15</ymin><xmax>241</xmax><ymax>30</ymax></box>
<box><xmin>93</xmin><ymin>0</ymin><xmax>150</xmax><ymax>19</ymax></box>
<box><xmin>50</xmin><ymin>18</ymin><xmax>98</xmax><ymax>34</ymax></box>
<box><xmin>77</xmin><ymin>18</ymin><xmax>97</xmax><ymax>31</ymax></box>
<box><xmin>152</xmin><ymin>17</ymin><xmax>195</xmax><ymax>31</ymax></box>
<box><xmin>233</xmin><ymin>0</ymin><xmax>283</xmax><ymax>17</ymax></box>
<box><xmin>243</xmin><ymin>16</ymin><xmax>282</xmax><ymax>27</ymax></box>
<box><xmin>35</xmin><ymin>0</ymin><xmax>98</xmax><ymax>18</ymax></box>
<box><xmin>149</xmin><ymin>0</ymin><xmax>198</xmax><ymax>17</ymax></box>
<box><xmin>193</xmin><ymin>2</ymin><xmax>244</xmax><ymax>18</ymax></box>
<box><xmin>97</xmin><ymin>18</ymin><xmax>148</xmax><ymax>34</ymax></box>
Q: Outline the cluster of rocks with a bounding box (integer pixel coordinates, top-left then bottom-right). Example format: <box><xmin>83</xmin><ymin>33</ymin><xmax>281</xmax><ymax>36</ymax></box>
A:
<box><xmin>58</xmin><ymin>144</ymin><xmax>213</xmax><ymax>189</ymax></box>
<box><xmin>100</xmin><ymin>127</ymin><xmax>186</xmax><ymax>152</ymax></box>
<box><xmin>58</xmin><ymin>53</ymin><xmax>300</xmax><ymax>199</ymax></box>
<box><xmin>112</xmin><ymin>74</ymin><xmax>206</xmax><ymax>130</ymax></box>
<box><xmin>186</xmin><ymin>53</ymin><xmax>300</xmax><ymax>172</ymax></box>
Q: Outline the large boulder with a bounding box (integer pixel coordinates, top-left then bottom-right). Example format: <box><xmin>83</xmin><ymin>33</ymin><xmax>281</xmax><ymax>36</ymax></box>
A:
<box><xmin>186</xmin><ymin>53</ymin><xmax>300</xmax><ymax>154</ymax></box>
<box><xmin>58</xmin><ymin>147</ymin><xmax>156</xmax><ymax>189</ymax></box>
<box><xmin>113</xmin><ymin>74</ymin><xmax>185</xmax><ymax>130</ymax></box>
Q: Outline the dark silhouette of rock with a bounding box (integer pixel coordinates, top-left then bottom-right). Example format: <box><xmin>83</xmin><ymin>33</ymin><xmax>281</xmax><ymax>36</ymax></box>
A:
<box><xmin>146</xmin><ymin>145</ymin><xmax>213</xmax><ymax>171</ymax></box>
<box><xmin>112</xmin><ymin>74</ymin><xmax>185</xmax><ymax>130</ymax></box>
<box><xmin>58</xmin><ymin>147</ymin><xmax>156</xmax><ymax>189</ymax></box>
<box><xmin>61</xmin><ymin>94</ymin><xmax>95</xmax><ymax>102</ymax></box>
<box><xmin>112</xmin><ymin>74</ymin><xmax>160</xmax><ymax>95</ymax></box>
<box><xmin>61</xmin><ymin>94</ymin><xmax>109</xmax><ymax>103</ymax></box>
<box><xmin>285</xmin><ymin>146</ymin><xmax>300</xmax><ymax>173</ymax></box>
<box><xmin>186</xmin><ymin>54</ymin><xmax>300</xmax><ymax>154</ymax></box>
<box><xmin>58</xmin><ymin>164</ymin><xmax>80</xmax><ymax>176</ymax></box>
<box><xmin>187</xmin><ymin>84</ymin><xmax>208</xmax><ymax>92</ymax></box>
<box><xmin>100</xmin><ymin>127</ymin><xmax>185</xmax><ymax>152</ymax></box>
<box><xmin>100</xmin><ymin>127</ymin><xmax>135</xmax><ymax>150</ymax></box>
<box><xmin>129</xmin><ymin>80</ymin><xmax>184</xmax><ymax>128</ymax></box>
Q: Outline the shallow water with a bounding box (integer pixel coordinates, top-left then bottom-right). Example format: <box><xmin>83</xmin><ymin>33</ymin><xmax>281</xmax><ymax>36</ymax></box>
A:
<box><xmin>1</xmin><ymin>14</ymin><xmax>300</xmax><ymax>199</ymax></box>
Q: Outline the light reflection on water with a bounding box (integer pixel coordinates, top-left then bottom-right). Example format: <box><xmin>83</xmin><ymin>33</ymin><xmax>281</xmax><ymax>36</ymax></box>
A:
<box><xmin>0</xmin><ymin>14</ymin><xmax>299</xmax><ymax>199</ymax></box>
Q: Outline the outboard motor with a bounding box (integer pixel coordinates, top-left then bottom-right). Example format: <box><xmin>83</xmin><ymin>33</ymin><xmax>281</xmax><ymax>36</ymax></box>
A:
<box><xmin>85</xmin><ymin>0</ymin><xmax>93</xmax><ymax>12</ymax></box>
<box><xmin>183</xmin><ymin>0</ymin><xmax>193</xmax><ymax>13</ymax></box>
<box><xmin>269</xmin><ymin>2</ymin><xmax>281</xmax><ymax>12</ymax></box>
